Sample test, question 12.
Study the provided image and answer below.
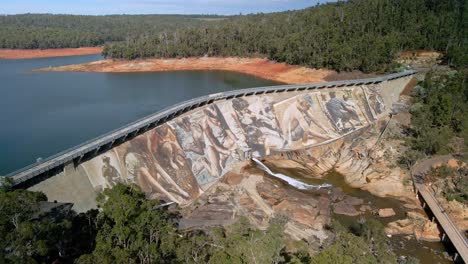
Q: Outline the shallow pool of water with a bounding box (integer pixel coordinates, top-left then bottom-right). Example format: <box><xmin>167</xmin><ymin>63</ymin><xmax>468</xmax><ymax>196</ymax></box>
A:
<box><xmin>264</xmin><ymin>164</ymin><xmax>452</xmax><ymax>263</ymax></box>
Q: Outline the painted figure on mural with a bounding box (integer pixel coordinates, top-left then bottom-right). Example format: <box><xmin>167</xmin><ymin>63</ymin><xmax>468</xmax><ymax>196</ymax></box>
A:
<box><xmin>192</xmin><ymin>107</ymin><xmax>238</xmax><ymax>176</ymax></box>
<box><xmin>324</xmin><ymin>91</ymin><xmax>362</xmax><ymax>133</ymax></box>
<box><xmin>230</xmin><ymin>97</ymin><xmax>285</xmax><ymax>156</ymax></box>
<box><xmin>149</xmin><ymin>125</ymin><xmax>201</xmax><ymax>199</ymax></box>
<box><xmin>177</xmin><ymin>117</ymin><xmax>205</xmax><ymax>155</ymax></box>
<box><xmin>279</xmin><ymin>95</ymin><xmax>331</xmax><ymax>146</ymax></box>
<box><xmin>364</xmin><ymin>86</ymin><xmax>386</xmax><ymax>116</ymax></box>
<box><xmin>170</xmin><ymin>105</ymin><xmax>240</xmax><ymax>187</ymax></box>
<box><xmin>123</xmin><ymin>136</ymin><xmax>188</xmax><ymax>204</ymax></box>
<box><xmin>151</xmin><ymin>125</ymin><xmax>186</xmax><ymax>170</ymax></box>
<box><xmin>101</xmin><ymin>156</ymin><xmax>121</xmax><ymax>188</ymax></box>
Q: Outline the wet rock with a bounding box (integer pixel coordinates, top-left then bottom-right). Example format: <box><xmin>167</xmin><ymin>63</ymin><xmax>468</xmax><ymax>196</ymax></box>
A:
<box><xmin>403</xmin><ymin>203</ymin><xmax>420</xmax><ymax>210</ymax></box>
<box><xmin>414</xmin><ymin>221</ymin><xmax>440</xmax><ymax>242</ymax></box>
<box><xmin>333</xmin><ymin>200</ymin><xmax>360</xmax><ymax>216</ymax></box>
<box><xmin>385</xmin><ymin>211</ymin><xmax>441</xmax><ymax>241</ymax></box>
<box><xmin>379</xmin><ymin>208</ymin><xmax>396</xmax><ymax>217</ymax></box>
<box><xmin>182</xmin><ymin>162</ymin><xmax>334</xmax><ymax>242</ymax></box>
<box><xmin>345</xmin><ymin>196</ymin><xmax>364</xmax><ymax>206</ymax></box>
<box><xmin>330</xmin><ymin>188</ymin><xmax>345</xmax><ymax>202</ymax></box>
<box><xmin>360</xmin><ymin>205</ymin><xmax>372</xmax><ymax>212</ymax></box>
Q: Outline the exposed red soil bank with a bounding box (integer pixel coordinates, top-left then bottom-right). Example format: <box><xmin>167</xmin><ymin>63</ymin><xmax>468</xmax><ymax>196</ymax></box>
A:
<box><xmin>36</xmin><ymin>57</ymin><xmax>339</xmax><ymax>84</ymax></box>
<box><xmin>0</xmin><ymin>47</ymin><xmax>103</xmax><ymax>59</ymax></box>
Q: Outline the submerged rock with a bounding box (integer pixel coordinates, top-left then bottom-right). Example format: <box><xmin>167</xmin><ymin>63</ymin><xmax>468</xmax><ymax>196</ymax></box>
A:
<box><xmin>333</xmin><ymin>200</ymin><xmax>361</xmax><ymax>216</ymax></box>
<box><xmin>379</xmin><ymin>208</ymin><xmax>396</xmax><ymax>217</ymax></box>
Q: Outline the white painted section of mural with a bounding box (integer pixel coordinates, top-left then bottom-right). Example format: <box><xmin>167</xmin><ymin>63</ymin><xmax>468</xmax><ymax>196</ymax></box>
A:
<box><xmin>30</xmin><ymin>77</ymin><xmax>413</xmax><ymax>210</ymax></box>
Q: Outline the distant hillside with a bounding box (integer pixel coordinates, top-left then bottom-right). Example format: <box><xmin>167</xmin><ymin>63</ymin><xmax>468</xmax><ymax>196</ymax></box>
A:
<box><xmin>0</xmin><ymin>14</ymin><xmax>224</xmax><ymax>49</ymax></box>
<box><xmin>102</xmin><ymin>0</ymin><xmax>466</xmax><ymax>72</ymax></box>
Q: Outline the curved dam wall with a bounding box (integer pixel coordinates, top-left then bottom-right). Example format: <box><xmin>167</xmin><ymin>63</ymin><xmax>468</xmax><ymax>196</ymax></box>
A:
<box><xmin>17</xmin><ymin>72</ymin><xmax>414</xmax><ymax>212</ymax></box>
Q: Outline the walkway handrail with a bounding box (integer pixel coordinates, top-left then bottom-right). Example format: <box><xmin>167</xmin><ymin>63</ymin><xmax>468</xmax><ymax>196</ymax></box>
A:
<box><xmin>416</xmin><ymin>184</ymin><xmax>468</xmax><ymax>262</ymax></box>
<box><xmin>419</xmin><ymin>185</ymin><xmax>468</xmax><ymax>246</ymax></box>
<box><xmin>6</xmin><ymin>70</ymin><xmax>416</xmax><ymax>185</ymax></box>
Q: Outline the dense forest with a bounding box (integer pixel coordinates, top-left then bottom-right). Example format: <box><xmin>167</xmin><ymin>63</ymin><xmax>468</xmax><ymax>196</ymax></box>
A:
<box><xmin>0</xmin><ymin>181</ymin><xmax>412</xmax><ymax>263</ymax></box>
<box><xmin>0</xmin><ymin>14</ymin><xmax>222</xmax><ymax>49</ymax></box>
<box><xmin>102</xmin><ymin>0</ymin><xmax>467</xmax><ymax>72</ymax></box>
<box><xmin>2</xmin><ymin>1</ymin><xmax>465</xmax><ymax>72</ymax></box>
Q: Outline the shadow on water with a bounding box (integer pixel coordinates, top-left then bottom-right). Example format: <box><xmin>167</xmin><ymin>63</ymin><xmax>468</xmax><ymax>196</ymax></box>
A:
<box><xmin>262</xmin><ymin>162</ymin><xmax>453</xmax><ymax>263</ymax></box>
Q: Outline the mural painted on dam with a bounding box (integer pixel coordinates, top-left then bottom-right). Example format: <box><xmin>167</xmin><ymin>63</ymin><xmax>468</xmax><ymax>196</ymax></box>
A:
<box><xmin>362</xmin><ymin>85</ymin><xmax>386</xmax><ymax>120</ymax></box>
<box><xmin>274</xmin><ymin>93</ymin><xmax>335</xmax><ymax>149</ymax></box>
<box><xmin>317</xmin><ymin>89</ymin><xmax>369</xmax><ymax>134</ymax></box>
<box><xmin>72</xmin><ymin>80</ymin><xmax>408</xmax><ymax>206</ymax></box>
<box><xmin>83</xmin><ymin>150</ymin><xmax>124</xmax><ymax>191</ymax></box>
<box><xmin>169</xmin><ymin>105</ymin><xmax>240</xmax><ymax>189</ymax></box>
<box><xmin>218</xmin><ymin>97</ymin><xmax>286</xmax><ymax>157</ymax></box>
<box><xmin>81</xmin><ymin>125</ymin><xmax>201</xmax><ymax>204</ymax></box>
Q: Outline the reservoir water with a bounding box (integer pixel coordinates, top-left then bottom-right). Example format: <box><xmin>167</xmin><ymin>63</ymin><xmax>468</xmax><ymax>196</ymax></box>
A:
<box><xmin>0</xmin><ymin>55</ymin><xmax>280</xmax><ymax>175</ymax></box>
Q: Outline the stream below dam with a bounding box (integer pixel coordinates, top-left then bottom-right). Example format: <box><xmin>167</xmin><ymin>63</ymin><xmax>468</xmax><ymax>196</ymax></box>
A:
<box><xmin>259</xmin><ymin>161</ymin><xmax>453</xmax><ymax>263</ymax></box>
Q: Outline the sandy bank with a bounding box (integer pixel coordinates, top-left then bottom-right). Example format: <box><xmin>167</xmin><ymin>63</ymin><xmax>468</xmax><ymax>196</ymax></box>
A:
<box><xmin>0</xmin><ymin>47</ymin><xmax>103</xmax><ymax>59</ymax></box>
<box><xmin>35</xmin><ymin>57</ymin><xmax>342</xmax><ymax>85</ymax></box>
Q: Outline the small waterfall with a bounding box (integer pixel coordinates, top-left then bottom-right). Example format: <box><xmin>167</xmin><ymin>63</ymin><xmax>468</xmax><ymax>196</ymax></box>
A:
<box><xmin>252</xmin><ymin>158</ymin><xmax>332</xmax><ymax>190</ymax></box>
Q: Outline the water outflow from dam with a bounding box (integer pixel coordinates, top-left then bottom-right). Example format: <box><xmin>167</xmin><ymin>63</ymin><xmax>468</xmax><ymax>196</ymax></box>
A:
<box><xmin>252</xmin><ymin>158</ymin><xmax>332</xmax><ymax>190</ymax></box>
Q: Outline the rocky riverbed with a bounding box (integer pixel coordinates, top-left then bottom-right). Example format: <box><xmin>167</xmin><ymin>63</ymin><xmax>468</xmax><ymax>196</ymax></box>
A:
<box><xmin>179</xmin><ymin>110</ymin><xmax>454</xmax><ymax>262</ymax></box>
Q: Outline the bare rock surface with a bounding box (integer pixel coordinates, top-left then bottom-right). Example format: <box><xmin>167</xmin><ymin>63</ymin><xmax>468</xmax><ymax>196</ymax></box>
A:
<box><xmin>385</xmin><ymin>211</ymin><xmax>441</xmax><ymax>241</ymax></box>
<box><xmin>379</xmin><ymin>208</ymin><xmax>396</xmax><ymax>218</ymax></box>
<box><xmin>181</xmin><ymin>162</ymin><xmax>333</xmax><ymax>243</ymax></box>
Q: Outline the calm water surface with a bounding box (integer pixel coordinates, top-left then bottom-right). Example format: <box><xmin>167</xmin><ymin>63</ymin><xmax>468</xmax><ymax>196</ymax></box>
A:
<box><xmin>0</xmin><ymin>55</ymin><xmax>280</xmax><ymax>175</ymax></box>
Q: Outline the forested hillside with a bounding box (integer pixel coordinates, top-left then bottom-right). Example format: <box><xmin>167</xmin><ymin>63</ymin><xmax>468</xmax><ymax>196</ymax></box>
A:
<box><xmin>103</xmin><ymin>0</ymin><xmax>466</xmax><ymax>72</ymax></box>
<box><xmin>0</xmin><ymin>14</ymin><xmax>222</xmax><ymax>49</ymax></box>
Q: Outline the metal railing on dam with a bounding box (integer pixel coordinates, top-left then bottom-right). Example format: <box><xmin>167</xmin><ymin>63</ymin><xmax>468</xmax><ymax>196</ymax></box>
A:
<box><xmin>7</xmin><ymin>70</ymin><xmax>416</xmax><ymax>187</ymax></box>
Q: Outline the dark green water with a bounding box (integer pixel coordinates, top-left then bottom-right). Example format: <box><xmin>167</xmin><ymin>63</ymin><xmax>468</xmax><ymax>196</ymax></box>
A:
<box><xmin>0</xmin><ymin>55</ymin><xmax>280</xmax><ymax>175</ymax></box>
<box><xmin>265</xmin><ymin>164</ymin><xmax>452</xmax><ymax>263</ymax></box>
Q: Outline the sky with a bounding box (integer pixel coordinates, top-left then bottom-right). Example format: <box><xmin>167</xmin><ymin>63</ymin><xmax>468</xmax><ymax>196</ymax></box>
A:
<box><xmin>0</xmin><ymin>0</ymin><xmax>333</xmax><ymax>15</ymax></box>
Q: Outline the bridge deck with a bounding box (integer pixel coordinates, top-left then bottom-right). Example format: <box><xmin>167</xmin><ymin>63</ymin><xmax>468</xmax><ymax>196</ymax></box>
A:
<box><xmin>417</xmin><ymin>184</ymin><xmax>468</xmax><ymax>262</ymax></box>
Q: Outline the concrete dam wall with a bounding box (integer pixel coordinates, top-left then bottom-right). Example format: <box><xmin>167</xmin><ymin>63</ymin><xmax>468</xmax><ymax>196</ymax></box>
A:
<box><xmin>14</xmin><ymin>72</ymin><xmax>414</xmax><ymax>212</ymax></box>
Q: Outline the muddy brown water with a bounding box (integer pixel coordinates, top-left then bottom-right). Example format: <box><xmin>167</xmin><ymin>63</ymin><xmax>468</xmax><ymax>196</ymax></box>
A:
<box><xmin>264</xmin><ymin>163</ymin><xmax>452</xmax><ymax>263</ymax></box>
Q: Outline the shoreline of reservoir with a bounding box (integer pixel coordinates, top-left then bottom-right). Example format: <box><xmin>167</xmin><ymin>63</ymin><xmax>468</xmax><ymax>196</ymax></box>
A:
<box><xmin>34</xmin><ymin>57</ymin><xmax>376</xmax><ymax>84</ymax></box>
<box><xmin>0</xmin><ymin>47</ymin><xmax>103</xmax><ymax>59</ymax></box>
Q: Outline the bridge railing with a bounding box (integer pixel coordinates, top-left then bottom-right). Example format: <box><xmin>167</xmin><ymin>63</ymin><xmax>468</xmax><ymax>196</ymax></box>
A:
<box><xmin>7</xmin><ymin>70</ymin><xmax>416</xmax><ymax>185</ymax></box>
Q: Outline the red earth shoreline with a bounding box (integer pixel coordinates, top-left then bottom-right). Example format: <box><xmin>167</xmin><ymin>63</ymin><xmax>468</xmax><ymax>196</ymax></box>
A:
<box><xmin>36</xmin><ymin>57</ymin><xmax>339</xmax><ymax>84</ymax></box>
<box><xmin>0</xmin><ymin>47</ymin><xmax>103</xmax><ymax>59</ymax></box>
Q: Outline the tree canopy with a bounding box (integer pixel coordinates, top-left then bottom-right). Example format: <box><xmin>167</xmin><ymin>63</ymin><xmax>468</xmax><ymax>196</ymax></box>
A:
<box><xmin>102</xmin><ymin>0</ymin><xmax>467</xmax><ymax>72</ymax></box>
<box><xmin>1</xmin><ymin>181</ymin><xmax>417</xmax><ymax>263</ymax></box>
<box><xmin>0</xmin><ymin>14</ymin><xmax>222</xmax><ymax>49</ymax></box>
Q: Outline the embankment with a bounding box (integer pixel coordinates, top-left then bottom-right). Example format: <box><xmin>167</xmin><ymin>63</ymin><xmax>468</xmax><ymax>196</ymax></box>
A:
<box><xmin>0</xmin><ymin>47</ymin><xmax>102</xmax><ymax>59</ymax></box>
